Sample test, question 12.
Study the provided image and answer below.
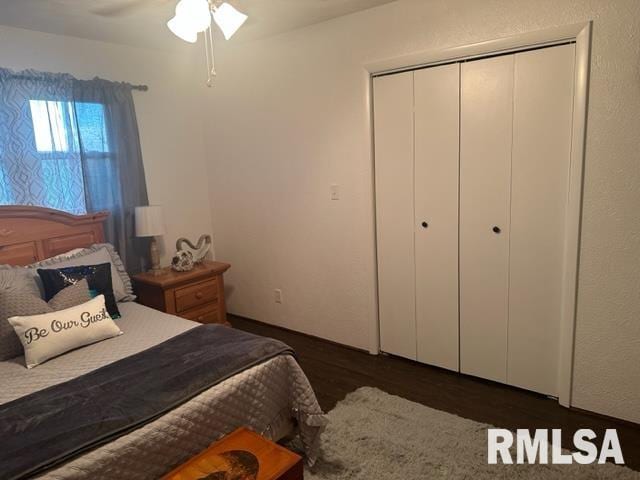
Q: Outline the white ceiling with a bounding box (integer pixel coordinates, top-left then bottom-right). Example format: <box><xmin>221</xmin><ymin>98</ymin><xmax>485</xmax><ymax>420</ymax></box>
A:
<box><xmin>0</xmin><ymin>0</ymin><xmax>397</xmax><ymax>50</ymax></box>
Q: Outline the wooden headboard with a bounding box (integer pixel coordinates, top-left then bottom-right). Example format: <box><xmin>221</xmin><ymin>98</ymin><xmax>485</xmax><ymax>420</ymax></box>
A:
<box><xmin>0</xmin><ymin>206</ymin><xmax>109</xmax><ymax>266</ymax></box>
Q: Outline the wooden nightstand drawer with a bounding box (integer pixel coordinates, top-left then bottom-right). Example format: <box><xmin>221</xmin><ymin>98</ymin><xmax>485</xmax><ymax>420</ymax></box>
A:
<box><xmin>181</xmin><ymin>303</ymin><xmax>220</xmax><ymax>324</ymax></box>
<box><xmin>175</xmin><ymin>278</ymin><xmax>218</xmax><ymax>313</ymax></box>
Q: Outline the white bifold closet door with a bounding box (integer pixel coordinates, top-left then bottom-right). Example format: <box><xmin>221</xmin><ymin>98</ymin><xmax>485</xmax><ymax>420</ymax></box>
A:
<box><xmin>414</xmin><ymin>64</ymin><xmax>460</xmax><ymax>370</ymax></box>
<box><xmin>374</xmin><ymin>43</ymin><xmax>575</xmax><ymax>396</ymax></box>
<box><xmin>507</xmin><ymin>44</ymin><xmax>575</xmax><ymax>395</ymax></box>
<box><xmin>374</xmin><ymin>65</ymin><xmax>460</xmax><ymax>368</ymax></box>
<box><xmin>373</xmin><ymin>71</ymin><xmax>416</xmax><ymax>360</ymax></box>
<box><xmin>459</xmin><ymin>44</ymin><xmax>575</xmax><ymax>395</ymax></box>
<box><xmin>459</xmin><ymin>55</ymin><xmax>514</xmax><ymax>384</ymax></box>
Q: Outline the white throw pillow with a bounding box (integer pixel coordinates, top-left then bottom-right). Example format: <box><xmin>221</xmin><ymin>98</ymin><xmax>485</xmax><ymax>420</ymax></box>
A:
<box><xmin>8</xmin><ymin>295</ymin><xmax>122</xmax><ymax>368</ymax></box>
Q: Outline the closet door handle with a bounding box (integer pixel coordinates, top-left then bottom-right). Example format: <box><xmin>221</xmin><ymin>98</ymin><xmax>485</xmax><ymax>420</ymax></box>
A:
<box><xmin>492</xmin><ymin>226</ymin><xmax>501</xmax><ymax>234</ymax></box>
<box><xmin>421</xmin><ymin>221</ymin><xmax>429</xmax><ymax>229</ymax></box>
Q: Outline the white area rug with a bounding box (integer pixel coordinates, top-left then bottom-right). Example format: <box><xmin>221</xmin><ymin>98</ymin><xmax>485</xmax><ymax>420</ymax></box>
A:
<box><xmin>305</xmin><ymin>387</ymin><xmax>639</xmax><ymax>479</ymax></box>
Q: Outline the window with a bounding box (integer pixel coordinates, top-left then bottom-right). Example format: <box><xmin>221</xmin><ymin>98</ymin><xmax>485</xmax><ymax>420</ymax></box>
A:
<box><xmin>29</xmin><ymin>100</ymin><xmax>110</xmax><ymax>155</ymax></box>
<box><xmin>0</xmin><ymin>69</ymin><xmax>149</xmax><ymax>273</ymax></box>
<box><xmin>2</xmin><ymin>100</ymin><xmax>112</xmax><ymax>214</ymax></box>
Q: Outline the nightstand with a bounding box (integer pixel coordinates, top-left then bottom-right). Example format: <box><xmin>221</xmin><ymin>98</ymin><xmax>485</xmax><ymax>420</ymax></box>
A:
<box><xmin>132</xmin><ymin>261</ymin><xmax>231</xmax><ymax>325</ymax></box>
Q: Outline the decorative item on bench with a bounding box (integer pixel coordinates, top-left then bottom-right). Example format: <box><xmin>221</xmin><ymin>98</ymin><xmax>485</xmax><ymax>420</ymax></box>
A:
<box><xmin>171</xmin><ymin>234</ymin><xmax>212</xmax><ymax>272</ymax></box>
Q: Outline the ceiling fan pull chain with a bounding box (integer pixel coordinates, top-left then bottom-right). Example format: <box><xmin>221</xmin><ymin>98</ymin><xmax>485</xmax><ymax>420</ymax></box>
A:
<box><xmin>208</xmin><ymin>22</ymin><xmax>216</xmax><ymax>79</ymax></box>
<box><xmin>204</xmin><ymin>26</ymin><xmax>211</xmax><ymax>86</ymax></box>
<box><xmin>204</xmin><ymin>25</ymin><xmax>216</xmax><ymax>87</ymax></box>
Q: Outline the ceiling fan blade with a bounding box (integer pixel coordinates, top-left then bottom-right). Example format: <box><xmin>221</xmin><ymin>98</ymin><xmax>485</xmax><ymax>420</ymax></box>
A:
<box><xmin>91</xmin><ymin>0</ymin><xmax>166</xmax><ymax>17</ymax></box>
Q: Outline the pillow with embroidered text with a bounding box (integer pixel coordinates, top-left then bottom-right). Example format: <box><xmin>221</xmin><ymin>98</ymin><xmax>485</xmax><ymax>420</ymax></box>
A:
<box><xmin>0</xmin><ymin>279</ymin><xmax>92</xmax><ymax>361</ymax></box>
<box><xmin>8</xmin><ymin>294</ymin><xmax>122</xmax><ymax>368</ymax></box>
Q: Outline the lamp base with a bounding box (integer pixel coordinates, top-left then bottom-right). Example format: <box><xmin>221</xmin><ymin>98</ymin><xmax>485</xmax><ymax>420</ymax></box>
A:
<box><xmin>149</xmin><ymin>238</ymin><xmax>162</xmax><ymax>276</ymax></box>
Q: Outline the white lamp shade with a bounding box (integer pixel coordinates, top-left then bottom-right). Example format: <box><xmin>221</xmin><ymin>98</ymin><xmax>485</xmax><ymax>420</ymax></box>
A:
<box><xmin>212</xmin><ymin>2</ymin><xmax>248</xmax><ymax>40</ymax></box>
<box><xmin>135</xmin><ymin>206</ymin><xmax>165</xmax><ymax>237</ymax></box>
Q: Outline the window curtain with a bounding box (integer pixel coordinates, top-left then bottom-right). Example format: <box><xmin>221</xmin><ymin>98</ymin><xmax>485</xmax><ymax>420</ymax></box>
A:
<box><xmin>0</xmin><ymin>68</ymin><xmax>150</xmax><ymax>273</ymax></box>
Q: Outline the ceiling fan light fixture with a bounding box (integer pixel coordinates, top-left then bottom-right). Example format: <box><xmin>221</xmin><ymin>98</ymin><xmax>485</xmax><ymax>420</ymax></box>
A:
<box><xmin>167</xmin><ymin>15</ymin><xmax>198</xmax><ymax>43</ymax></box>
<box><xmin>165</xmin><ymin>0</ymin><xmax>248</xmax><ymax>85</ymax></box>
<box><xmin>167</xmin><ymin>0</ymin><xmax>210</xmax><ymax>42</ymax></box>
<box><xmin>212</xmin><ymin>2</ymin><xmax>248</xmax><ymax>40</ymax></box>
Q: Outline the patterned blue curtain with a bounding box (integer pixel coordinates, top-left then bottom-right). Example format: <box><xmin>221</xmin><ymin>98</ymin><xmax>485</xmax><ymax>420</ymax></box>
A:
<box><xmin>0</xmin><ymin>68</ymin><xmax>149</xmax><ymax>273</ymax></box>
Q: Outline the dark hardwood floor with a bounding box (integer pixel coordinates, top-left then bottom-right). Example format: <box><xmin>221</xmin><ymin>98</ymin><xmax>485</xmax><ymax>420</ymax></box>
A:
<box><xmin>230</xmin><ymin>314</ymin><xmax>640</xmax><ymax>471</ymax></box>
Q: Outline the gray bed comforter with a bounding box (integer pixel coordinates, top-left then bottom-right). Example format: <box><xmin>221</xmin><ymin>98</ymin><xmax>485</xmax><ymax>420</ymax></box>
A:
<box><xmin>0</xmin><ymin>325</ymin><xmax>301</xmax><ymax>480</ymax></box>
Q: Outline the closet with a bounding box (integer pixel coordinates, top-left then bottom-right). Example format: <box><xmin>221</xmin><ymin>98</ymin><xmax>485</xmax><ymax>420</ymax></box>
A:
<box><xmin>373</xmin><ymin>43</ymin><xmax>575</xmax><ymax>396</ymax></box>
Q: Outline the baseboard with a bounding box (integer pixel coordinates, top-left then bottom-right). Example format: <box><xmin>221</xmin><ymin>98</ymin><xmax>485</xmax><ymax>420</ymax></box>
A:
<box><xmin>569</xmin><ymin>405</ymin><xmax>640</xmax><ymax>428</ymax></box>
<box><xmin>228</xmin><ymin>312</ymin><xmax>372</xmax><ymax>355</ymax></box>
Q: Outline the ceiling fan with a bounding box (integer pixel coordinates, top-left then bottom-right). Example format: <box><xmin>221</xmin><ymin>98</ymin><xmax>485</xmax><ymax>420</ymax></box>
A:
<box><xmin>90</xmin><ymin>0</ymin><xmax>248</xmax><ymax>86</ymax></box>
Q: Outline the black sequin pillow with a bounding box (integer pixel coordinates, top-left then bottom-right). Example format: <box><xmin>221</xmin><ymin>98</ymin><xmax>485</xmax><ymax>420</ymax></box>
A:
<box><xmin>37</xmin><ymin>263</ymin><xmax>121</xmax><ymax>319</ymax></box>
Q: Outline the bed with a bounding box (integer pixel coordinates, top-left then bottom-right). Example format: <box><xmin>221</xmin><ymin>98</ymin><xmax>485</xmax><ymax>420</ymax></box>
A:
<box><xmin>0</xmin><ymin>206</ymin><xmax>326</xmax><ymax>480</ymax></box>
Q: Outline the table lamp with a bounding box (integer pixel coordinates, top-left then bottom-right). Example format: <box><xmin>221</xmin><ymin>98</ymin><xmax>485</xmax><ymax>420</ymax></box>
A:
<box><xmin>135</xmin><ymin>205</ymin><xmax>165</xmax><ymax>276</ymax></box>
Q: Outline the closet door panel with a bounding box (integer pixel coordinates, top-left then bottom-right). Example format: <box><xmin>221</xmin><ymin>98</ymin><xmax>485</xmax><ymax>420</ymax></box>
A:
<box><xmin>507</xmin><ymin>44</ymin><xmax>575</xmax><ymax>396</ymax></box>
<box><xmin>414</xmin><ymin>64</ymin><xmax>460</xmax><ymax>371</ymax></box>
<box><xmin>373</xmin><ymin>72</ymin><xmax>416</xmax><ymax>360</ymax></box>
<box><xmin>459</xmin><ymin>55</ymin><xmax>514</xmax><ymax>383</ymax></box>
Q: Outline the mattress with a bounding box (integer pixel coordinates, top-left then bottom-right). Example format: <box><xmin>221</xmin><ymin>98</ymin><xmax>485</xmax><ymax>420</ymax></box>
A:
<box><xmin>0</xmin><ymin>303</ymin><xmax>326</xmax><ymax>479</ymax></box>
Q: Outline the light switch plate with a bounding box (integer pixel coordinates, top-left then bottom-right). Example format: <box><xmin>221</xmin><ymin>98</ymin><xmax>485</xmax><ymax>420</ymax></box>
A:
<box><xmin>330</xmin><ymin>184</ymin><xmax>340</xmax><ymax>200</ymax></box>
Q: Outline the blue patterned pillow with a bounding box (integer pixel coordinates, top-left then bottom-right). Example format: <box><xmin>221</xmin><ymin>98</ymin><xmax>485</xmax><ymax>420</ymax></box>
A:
<box><xmin>32</xmin><ymin>244</ymin><xmax>135</xmax><ymax>302</ymax></box>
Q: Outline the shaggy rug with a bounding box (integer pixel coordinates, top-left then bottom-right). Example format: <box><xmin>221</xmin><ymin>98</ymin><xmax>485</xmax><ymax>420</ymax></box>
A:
<box><xmin>304</xmin><ymin>387</ymin><xmax>639</xmax><ymax>479</ymax></box>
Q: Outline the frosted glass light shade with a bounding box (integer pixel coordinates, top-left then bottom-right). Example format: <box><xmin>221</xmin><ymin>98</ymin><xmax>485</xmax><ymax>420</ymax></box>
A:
<box><xmin>176</xmin><ymin>0</ymin><xmax>211</xmax><ymax>32</ymax></box>
<box><xmin>212</xmin><ymin>2</ymin><xmax>248</xmax><ymax>40</ymax></box>
<box><xmin>167</xmin><ymin>0</ymin><xmax>211</xmax><ymax>43</ymax></box>
<box><xmin>167</xmin><ymin>15</ymin><xmax>198</xmax><ymax>43</ymax></box>
<box><xmin>135</xmin><ymin>206</ymin><xmax>165</xmax><ymax>237</ymax></box>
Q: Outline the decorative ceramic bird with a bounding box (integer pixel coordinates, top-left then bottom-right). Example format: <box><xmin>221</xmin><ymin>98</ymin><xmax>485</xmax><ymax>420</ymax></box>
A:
<box><xmin>176</xmin><ymin>234</ymin><xmax>212</xmax><ymax>263</ymax></box>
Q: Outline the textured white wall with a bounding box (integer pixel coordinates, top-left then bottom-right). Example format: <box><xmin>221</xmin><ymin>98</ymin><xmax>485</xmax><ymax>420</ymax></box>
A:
<box><xmin>204</xmin><ymin>0</ymin><xmax>640</xmax><ymax>423</ymax></box>
<box><xmin>0</xmin><ymin>26</ymin><xmax>214</xmax><ymax>266</ymax></box>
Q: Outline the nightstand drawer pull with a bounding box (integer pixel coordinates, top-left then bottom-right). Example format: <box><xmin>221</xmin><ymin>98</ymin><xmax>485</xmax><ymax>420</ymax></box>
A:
<box><xmin>175</xmin><ymin>279</ymin><xmax>218</xmax><ymax>312</ymax></box>
<box><xmin>181</xmin><ymin>303</ymin><xmax>220</xmax><ymax>324</ymax></box>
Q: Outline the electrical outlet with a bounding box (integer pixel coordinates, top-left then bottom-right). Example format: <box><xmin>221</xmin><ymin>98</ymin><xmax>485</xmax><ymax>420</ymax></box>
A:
<box><xmin>330</xmin><ymin>184</ymin><xmax>340</xmax><ymax>200</ymax></box>
<box><xmin>274</xmin><ymin>289</ymin><xmax>283</xmax><ymax>304</ymax></box>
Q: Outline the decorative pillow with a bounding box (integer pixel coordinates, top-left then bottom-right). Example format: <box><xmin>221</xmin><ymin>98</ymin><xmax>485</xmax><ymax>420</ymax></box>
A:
<box><xmin>8</xmin><ymin>294</ymin><xmax>122</xmax><ymax>368</ymax></box>
<box><xmin>0</xmin><ymin>266</ymin><xmax>41</xmax><ymax>297</ymax></box>
<box><xmin>37</xmin><ymin>263</ymin><xmax>121</xmax><ymax>319</ymax></box>
<box><xmin>48</xmin><ymin>279</ymin><xmax>93</xmax><ymax>311</ymax></box>
<box><xmin>47</xmin><ymin>248</ymin><xmax>87</xmax><ymax>261</ymax></box>
<box><xmin>86</xmin><ymin>244</ymin><xmax>135</xmax><ymax>302</ymax></box>
<box><xmin>0</xmin><ymin>280</ymin><xmax>92</xmax><ymax>361</ymax></box>
<box><xmin>0</xmin><ymin>248</ymin><xmax>94</xmax><ymax>299</ymax></box>
<box><xmin>32</xmin><ymin>246</ymin><xmax>133</xmax><ymax>302</ymax></box>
